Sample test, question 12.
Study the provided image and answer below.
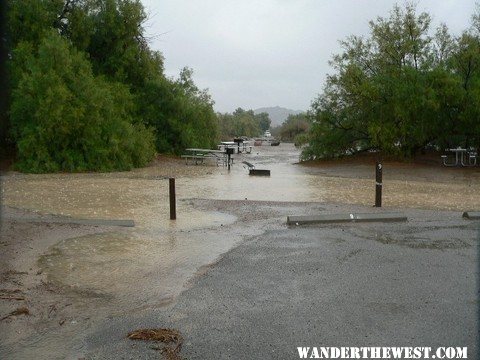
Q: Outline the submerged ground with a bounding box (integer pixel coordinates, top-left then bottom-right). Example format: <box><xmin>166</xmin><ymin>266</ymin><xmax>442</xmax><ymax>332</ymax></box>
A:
<box><xmin>0</xmin><ymin>144</ymin><xmax>478</xmax><ymax>359</ymax></box>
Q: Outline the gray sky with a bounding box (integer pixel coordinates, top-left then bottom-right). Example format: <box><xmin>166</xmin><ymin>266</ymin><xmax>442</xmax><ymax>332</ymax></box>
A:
<box><xmin>142</xmin><ymin>0</ymin><xmax>476</xmax><ymax>113</ymax></box>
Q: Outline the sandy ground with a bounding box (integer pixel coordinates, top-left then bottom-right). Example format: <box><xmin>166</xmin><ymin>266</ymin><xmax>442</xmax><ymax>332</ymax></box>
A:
<box><xmin>0</xmin><ymin>206</ymin><xmax>123</xmax><ymax>358</ymax></box>
<box><xmin>0</xmin><ymin>146</ymin><xmax>479</xmax><ymax>359</ymax></box>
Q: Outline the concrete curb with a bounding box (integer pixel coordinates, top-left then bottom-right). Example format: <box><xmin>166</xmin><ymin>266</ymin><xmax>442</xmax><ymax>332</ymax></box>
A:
<box><xmin>287</xmin><ymin>212</ymin><xmax>407</xmax><ymax>225</ymax></box>
<box><xmin>462</xmin><ymin>212</ymin><xmax>480</xmax><ymax>220</ymax></box>
<box><xmin>7</xmin><ymin>217</ymin><xmax>135</xmax><ymax>227</ymax></box>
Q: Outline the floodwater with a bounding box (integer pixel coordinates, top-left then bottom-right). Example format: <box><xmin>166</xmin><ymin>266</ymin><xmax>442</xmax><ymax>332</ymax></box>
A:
<box><xmin>3</xmin><ymin>144</ymin><xmax>480</xmax><ymax>221</ymax></box>
<box><xmin>2</xmin><ymin>144</ymin><xmax>480</xmax><ymax>292</ymax></box>
<box><xmin>1</xmin><ymin>144</ymin><xmax>480</xmax><ymax>358</ymax></box>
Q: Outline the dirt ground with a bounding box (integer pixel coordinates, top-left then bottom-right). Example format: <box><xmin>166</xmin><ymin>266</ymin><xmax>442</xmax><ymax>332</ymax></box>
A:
<box><xmin>0</xmin><ymin>206</ymin><xmax>122</xmax><ymax>357</ymax></box>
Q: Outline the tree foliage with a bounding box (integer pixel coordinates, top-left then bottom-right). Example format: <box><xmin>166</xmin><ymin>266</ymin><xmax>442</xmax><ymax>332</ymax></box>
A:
<box><xmin>6</xmin><ymin>0</ymin><xmax>218</xmax><ymax>172</ymax></box>
<box><xmin>217</xmin><ymin>108</ymin><xmax>271</xmax><ymax>140</ymax></box>
<box><xmin>303</xmin><ymin>3</ymin><xmax>480</xmax><ymax>160</ymax></box>
<box><xmin>10</xmin><ymin>32</ymin><xmax>155</xmax><ymax>172</ymax></box>
<box><xmin>276</xmin><ymin>113</ymin><xmax>309</xmax><ymax>144</ymax></box>
<box><xmin>255</xmin><ymin>112</ymin><xmax>272</xmax><ymax>133</ymax></box>
<box><xmin>139</xmin><ymin>67</ymin><xmax>218</xmax><ymax>153</ymax></box>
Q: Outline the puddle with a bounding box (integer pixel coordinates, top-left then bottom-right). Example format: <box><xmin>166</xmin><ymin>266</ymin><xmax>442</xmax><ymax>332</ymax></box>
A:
<box><xmin>37</xmin><ymin>224</ymin><xmax>243</xmax><ymax>314</ymax></box>
<box><xmin>373</xmin><ymin>233</ymin><xmax>472</xmax><ymax>250</ymax></box>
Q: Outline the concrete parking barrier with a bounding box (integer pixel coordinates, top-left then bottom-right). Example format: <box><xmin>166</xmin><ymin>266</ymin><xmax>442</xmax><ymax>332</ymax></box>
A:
<box><xmin>287</xmin><ymin>212</ymin><xmax>407</xmax><ymax>225</ymax></box>
<box><xmin>462</xmin><ymin>211</ymin><xmax>480</xmax><ymax>219</ymax></box>
<box><xmin>12</xmin><ymin>217</ymin><xmax>135</xmax><ymax>227</ymax></box>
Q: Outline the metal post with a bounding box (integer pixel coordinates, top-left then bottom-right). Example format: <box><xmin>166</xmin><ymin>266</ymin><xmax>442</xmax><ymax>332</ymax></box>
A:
<box><xmin>375</xmin><ymin>162</ymin><xmax>382</xmax><ymax>207</ymax></box>
<box><xmin>225</xmin><ymin>147</ymin><xmax>233</xmax><ymax>170</ymax></box>
<box><xmin>169</xmin><ymin>178</ymin><xmax>176</xmax><ymax>220</ymax></box>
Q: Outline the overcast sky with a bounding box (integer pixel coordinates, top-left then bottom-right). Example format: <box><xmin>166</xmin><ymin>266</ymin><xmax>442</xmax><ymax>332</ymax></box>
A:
<box><xmin>142</xmin><ymin>0</ymin><xmax>476</xmax><ymax>113</ymax></box>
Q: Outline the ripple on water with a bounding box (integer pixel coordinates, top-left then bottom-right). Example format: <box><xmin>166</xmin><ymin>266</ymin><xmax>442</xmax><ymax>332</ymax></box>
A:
<box><xmin>2</xmin><ymin>144</ymin><xmax>480</xmax><ymax>215</ymax></box>
<box><xmin>38</xmin><ymin>220</ymin><xmax>241</xmax><ymax>314</ymax></box>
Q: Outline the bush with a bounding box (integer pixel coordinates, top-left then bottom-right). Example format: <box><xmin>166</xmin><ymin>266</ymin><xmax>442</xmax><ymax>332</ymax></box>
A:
<box><xmin>10</xmin><ymin>32</ymin><xmax>155</xmax><ymax>173</ymax></box>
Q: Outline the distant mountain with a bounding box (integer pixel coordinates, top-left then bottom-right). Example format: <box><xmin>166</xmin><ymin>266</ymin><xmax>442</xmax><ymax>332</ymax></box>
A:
<box><xmin>254</xmin><ymin>106</ymin><xmax>303</xmax><ymax>127</ymax></box>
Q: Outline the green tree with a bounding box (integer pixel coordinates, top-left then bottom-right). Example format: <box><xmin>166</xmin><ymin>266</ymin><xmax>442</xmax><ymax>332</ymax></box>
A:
<box><xmin>255</xmin><ymin>112</ymin><xmax>271</xmax><ymax>133</ymax></box>
<box><xmin>64</xmin><ymin>1</ymin><xmax>218</xmax><ymax>153</ymax></box>
<box><xmin>278</xmin><ymin>113</ymin><xmax>309</xmax><ymax>143</ymax></box>
<box><xmin>449</xmin><ymin>20</ymin><xmax>480</xmax><ymax>149</ymax></box>
<box><xmin>139</xmin><ymin>67</ymin><xmax>218</xmax><ymax>153</ymax></box>
<box><xmin>7</xmin><ymin>0</ymin><xmax>64</xmax><ymax>48</ymax></box>
<box><xmin>10</xmin><ymin>32</ymin><xmax>155</xmax><ymax>173</ymax></box>
<box><xmin>303</xmin><ymin>3</ymin><xmax>480</xmax><ymax>160</ymax></box>
<box><xmin>217</xmin><ymin>107</ymin><xmax>271</xmax><ymax>139</ymax></box>
<box><xmin>6</xmin><ymin>0</ymin><xmax>221</xmax><ymax>170</ymax></box>
<box><xmin>80</xmin><ymin>0</ymin><xmax>164</xmax><ymax>88</ymax></box>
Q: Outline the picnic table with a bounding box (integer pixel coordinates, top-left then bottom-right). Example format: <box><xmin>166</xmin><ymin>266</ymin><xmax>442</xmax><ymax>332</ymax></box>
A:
<box><xmin>218</xmin><ymin>141</ymin><xmax>252</xmax><ymax>154</ymax></box>
<box><xmin>442</xmin><ymin>148</ymin><xmax>477</xmax><ymax>167</ymax></box>
<box><xmin>218</xmin><ymin>142</ymin><xmax>238</xmax><ymax>153</ymax></box>
<box><xmin>182</xmin><ymin>148</ymin><xmax>229</xmax><ymax>166</ymax></box>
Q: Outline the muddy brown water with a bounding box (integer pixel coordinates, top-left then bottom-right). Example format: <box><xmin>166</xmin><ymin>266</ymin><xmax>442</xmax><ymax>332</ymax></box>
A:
<box><xmin>1</xmin><ymin>143</ymin><xmax>479</xmax><ymax>358</ymax></box>
<box><xmin>2</xmin><ymin>144</ymin><xmax>480</xmax><ymax>300</ymax></box>
<box><xmin>3</xmin><ymin>144</ymin><xmax>480</xmax><ymax>221</ymax></box>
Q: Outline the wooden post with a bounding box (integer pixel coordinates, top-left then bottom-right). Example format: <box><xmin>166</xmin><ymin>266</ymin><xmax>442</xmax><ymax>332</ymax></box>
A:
<box><xmin>169</xmin><ymin>178</ymin><xmax>176</xmax><ymax>220</ymax></box>
<box><xmin>375</xmin><ymin>162</ymin><xmax>382</xmax><ymax>207</ymax></box>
